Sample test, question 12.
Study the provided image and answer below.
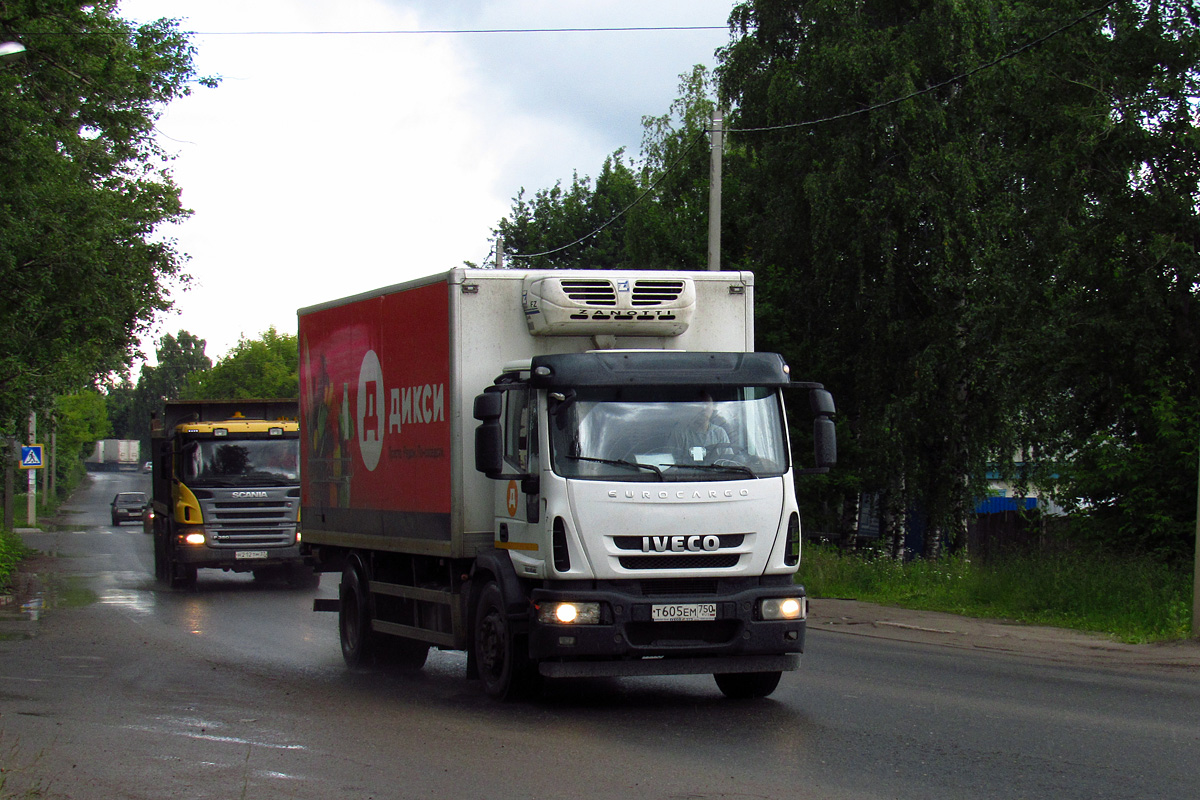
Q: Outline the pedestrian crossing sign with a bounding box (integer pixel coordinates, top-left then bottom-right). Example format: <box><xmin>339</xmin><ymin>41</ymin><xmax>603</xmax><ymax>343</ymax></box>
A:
<box><xmin>20</xmin><ymin>444</ymin><xmax>44</xmax><ymax>469</ymax></box>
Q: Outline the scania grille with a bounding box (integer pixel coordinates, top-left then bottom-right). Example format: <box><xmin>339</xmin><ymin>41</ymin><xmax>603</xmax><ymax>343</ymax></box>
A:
<box><xmin>201</xmin><ymin>499</ymin><xmax>296</xmax><ymax>548</ymax></box>
<box><xmin>560</xmin><ymin>279</ymin><xmax>616</xmax><ymax>306</ymax></box>
<box><xmin>631</xmin><ymin>280</ymin><xmax>686</xmax><ymax>306</ymax></box>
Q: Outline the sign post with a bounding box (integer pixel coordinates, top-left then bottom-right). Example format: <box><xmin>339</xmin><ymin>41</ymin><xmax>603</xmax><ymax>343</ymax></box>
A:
<box><xmin>23</xmin><ymin>409</ymin><xmax>40</xmax><ymax>526</ymax></box>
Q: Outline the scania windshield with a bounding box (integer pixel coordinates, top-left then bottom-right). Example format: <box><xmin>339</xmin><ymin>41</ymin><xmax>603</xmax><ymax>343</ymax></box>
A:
<box><xmin>181</xmin><ymin>438</ymin><xmax>299</xmax><ymax>487</ymax></box>
<box><xmin>549</xmin><ymin>386</ymin><xmax>789</xmax><ymax>481</ymax></box>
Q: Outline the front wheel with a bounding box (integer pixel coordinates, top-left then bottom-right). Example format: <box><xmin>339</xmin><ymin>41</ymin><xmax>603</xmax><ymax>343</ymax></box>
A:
<box><xmin>339</xmin><ymin>559</ymin><xmax>375</xmax><ymax>667</ymax></box>
<box><xmin>714</xmin><ymin>670</ymin><xmax>782</xmax><ymax>699</ymax></box>
<box><xmin>473</xmin><ymin>582</ymin><xmax>538</xmax><ymax>700</ymax></box>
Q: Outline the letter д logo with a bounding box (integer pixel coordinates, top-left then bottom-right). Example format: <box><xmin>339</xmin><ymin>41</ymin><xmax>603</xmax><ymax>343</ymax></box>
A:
<box><xmin>357</xmin><ymin>350</ymin><xmax>384</xmax><ymax>471</ymax></box>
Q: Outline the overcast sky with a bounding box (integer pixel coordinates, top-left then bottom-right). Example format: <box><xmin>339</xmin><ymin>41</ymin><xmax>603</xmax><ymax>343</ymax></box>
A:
<box><xmin>115</xmin><ymin>1</ymin><xmax>736</xmax><ymax>366</ymax></box>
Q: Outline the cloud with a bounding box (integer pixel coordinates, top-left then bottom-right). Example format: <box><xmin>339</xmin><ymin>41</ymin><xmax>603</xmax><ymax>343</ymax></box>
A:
<box><xmin>116</xmin><ymin>0</ymin><xmax>732</xmax><ymax>364</ymax></box>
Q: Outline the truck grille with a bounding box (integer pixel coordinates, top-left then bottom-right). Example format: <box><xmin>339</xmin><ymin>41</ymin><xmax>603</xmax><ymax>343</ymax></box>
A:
<box><xmin>197</xmin><ymin>490</ymin><xmax>298</xmax><ymax>548</ymax></box>
<box><xmin>618</xmin><ymin>554</ymin><xmax>741</xmax><ymax>570</ymax></box>
<box><xmin>613</xmin><ymin>534</ymin><xmax>744</xmax><ymax>571</ymax></box>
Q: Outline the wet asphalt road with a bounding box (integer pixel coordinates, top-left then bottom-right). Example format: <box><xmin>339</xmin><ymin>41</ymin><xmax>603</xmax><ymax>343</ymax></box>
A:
<box><xmin>0</xmin><ymin>472</ymin><xmax>1198</xmax><ymax>799</ymax></box>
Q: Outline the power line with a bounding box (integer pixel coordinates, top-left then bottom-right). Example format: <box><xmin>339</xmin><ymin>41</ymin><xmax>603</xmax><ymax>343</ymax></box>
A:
<box><xmin>10</xmin><ymin>25</ymin><xmax>728</xmax><ymax>38</ymax></box>
<box><xmin>187</xmin><ymin>26</ymin><xmax>727</xmax><ymax>35</ymax></box>
<box><xmin>728</xmin><ymin>0</ymin><xmax>1122</xmax><ymax>135</ymax></box>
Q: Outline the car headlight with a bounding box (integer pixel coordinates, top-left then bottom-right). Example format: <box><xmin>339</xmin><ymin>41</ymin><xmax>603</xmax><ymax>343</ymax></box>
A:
<box><xmin>760</xmin><ymin>597</ymin><xmax>806</xmax><ymax>620</ymax></box>
<box><xmin>537</xmin><ymin>602</ymin><xmax>601</xmax><ymax>625</ymax></box>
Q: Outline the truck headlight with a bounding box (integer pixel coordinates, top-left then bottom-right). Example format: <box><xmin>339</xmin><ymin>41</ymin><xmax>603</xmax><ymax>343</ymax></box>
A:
<box><xmin>180</xmin><ymin>528</ymin><xmax>206</xmax><ymax>546</ymax></box>
<box><xmin>537</xmin><ymin>602</ymin><xmax>601</xmax><ymax>625</ymax></box>
<box><xmin>760</xmin><ymin>597</ymin><xmax>806</xmax><ymax>620</ymax></box>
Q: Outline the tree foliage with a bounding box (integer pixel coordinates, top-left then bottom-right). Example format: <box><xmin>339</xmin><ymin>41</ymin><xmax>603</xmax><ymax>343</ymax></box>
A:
<box><xmin>0</xmin><ymin>1</ymin><xmax>211</xmax><ymax>432</ymax></box>
<box><xmin>185</xmin><ymin>328</ymin><xmax>298</xmax><ymax>400</ymax></box>
<box><xmin>716</xmin><ymin>0</ymin><xmax>1200</xmax><ymax>558</ymax></box>
<box><xmin>106</xmin><ymin>331</ymin><xmax>211</xmax><ymax>444</ymax></box>
<box><xmin>491</xmin><ymin>0</ymin><xmax>1200</xmax><ymax>560</ymax></box>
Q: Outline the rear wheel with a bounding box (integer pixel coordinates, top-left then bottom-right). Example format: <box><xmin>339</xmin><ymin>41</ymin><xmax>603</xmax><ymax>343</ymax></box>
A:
<box><xmin>339</xmin><ymin>558</ymin><xmax>375</xmax><ymax>667</ymax></box>
<box><xmin>473</xmin><ymin>582</ymin><xmax>539</xmax><ymax>700</ymax></box>
<box><xmin>714</xmin><ymin>670</ymin><xmax>782</xmax><ymax>699</ymax></box>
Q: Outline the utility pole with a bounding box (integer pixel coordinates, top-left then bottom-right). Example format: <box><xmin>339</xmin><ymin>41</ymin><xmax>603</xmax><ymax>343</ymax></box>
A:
<box><xmin>707</xmin><ymin>107</ymin><xmax>723</xmax><ymax>271</ymax></box>
<box><xmin>27</xmin><ymin>409</ymin><xmax>35</xmax><ymax>527</ymax></box>
<box><xmin>495</xmin><ymin>236</ymin><xmax>504</xmax><ymax>270</ymax></box>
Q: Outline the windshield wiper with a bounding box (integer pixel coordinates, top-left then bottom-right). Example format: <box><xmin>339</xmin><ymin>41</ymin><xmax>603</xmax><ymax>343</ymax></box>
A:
<box><xmin>670</xmin><ymin>462</ymin><xmax>757</xmax><ymax>478</ymax></box>
<box><xmin>567</xmin><ymin>455</ymin><xmax>664</xmax><ymax>480</ymax></box>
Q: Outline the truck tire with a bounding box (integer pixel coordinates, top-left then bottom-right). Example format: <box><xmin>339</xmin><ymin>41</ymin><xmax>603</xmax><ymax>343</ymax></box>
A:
<box><xmin>339</xmin><ymin>559</ymin><xmax>376</xmax><ymax>667</ymax></box>
<box><xmin>714</xmin><ymin>670</ymin><xmax>783</xmax><ymax>699</ymax></box>
<box><xmin>473</xmin><ymin>582</ymin><xmax>539</xmax><ymax>700</ymax></box>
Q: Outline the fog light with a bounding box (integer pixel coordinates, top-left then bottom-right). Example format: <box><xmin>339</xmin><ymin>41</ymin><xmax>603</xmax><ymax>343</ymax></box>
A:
<box><xmin>537</xmin><ymin>602</ymin><xmax>601</xmax><ymax>625</ymax></box>
<box><xmin>760</xmin><ymin>597</ymin><xmax>806</xmax><ymax>620</ymax></box>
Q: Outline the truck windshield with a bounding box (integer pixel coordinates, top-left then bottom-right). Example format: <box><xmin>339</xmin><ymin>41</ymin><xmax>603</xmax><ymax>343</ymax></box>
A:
<box><xmin>549</xmin><ymin>386</ymin><xmax>789</xmax><ymax>481</ymax></box>
<box><xmin>181</xmin><ymin>438</ymin><xmax>299</xmax><ymax>487</ymax></box>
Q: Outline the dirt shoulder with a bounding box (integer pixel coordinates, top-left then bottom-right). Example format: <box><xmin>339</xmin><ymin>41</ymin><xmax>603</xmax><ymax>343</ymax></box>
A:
<box><xmin>811</xmin><ymin>597</ymin><xmax>1200</xmax><ymax>670</ymax></box>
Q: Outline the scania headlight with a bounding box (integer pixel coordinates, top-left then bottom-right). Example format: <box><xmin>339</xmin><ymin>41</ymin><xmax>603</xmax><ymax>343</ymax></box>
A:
<box><xmin>180</xmin><ymin>527</ymin><xmax>206</xmax><ymax>546</ymax></box>
<box><xmin>760</xmin><ymin>597</ymin><xmax>806</xmax><ymax>620</ymax></box>
<box><xmin>537</xmin><ymin>602</ymin><xmax>601</xmax><ymax>625</ymax></box>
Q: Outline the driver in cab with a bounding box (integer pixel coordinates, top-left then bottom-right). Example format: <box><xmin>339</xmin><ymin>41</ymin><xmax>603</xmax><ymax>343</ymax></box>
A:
<box><xmin>668</xmin><ymin>391</ymin><xmax>729</xmax><ymax>462</ymax></box>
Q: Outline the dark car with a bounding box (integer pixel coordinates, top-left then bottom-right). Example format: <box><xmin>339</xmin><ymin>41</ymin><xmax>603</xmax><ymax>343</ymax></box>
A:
<box><xmin>110</xmin><ymin>492</ymin><xmax>147</xmax><ymax>526</ymax></box>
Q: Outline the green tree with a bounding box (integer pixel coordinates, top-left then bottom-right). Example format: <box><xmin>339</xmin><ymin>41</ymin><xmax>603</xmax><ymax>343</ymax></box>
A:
<box><xmin>185</xmin><ymin>328</ymin><xmax>298</xmax><ymax>400</ymax></box>
<box><xmin>0</xmin><ymin>2</ymin><xmax>212</xmax><ymax>435</ymax></box>
<box><xmin>106</xmin><ymin>331</ymin><xmax>211</xmax><ymax>445</ymax></box>
<box><xmin>496</xmin><ymin>151</ymin><xmax>643</xmax><ymax>269</ymax></box>
<box><xmin>715</xmin><ymin>0</ymin><xmax>1200</xmax><ymax>557</ymax></box>
<box><xmin>628</xmin><ymin>65</ymin><xmax>723</xmax><ymax>271</ymax></box>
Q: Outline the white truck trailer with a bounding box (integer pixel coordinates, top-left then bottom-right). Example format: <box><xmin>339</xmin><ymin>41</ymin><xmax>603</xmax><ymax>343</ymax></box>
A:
<box><xmin>298</xmin><ymin>268</ymin><xmax>835</xmax><ymax>699</ymax></box>
<box><xmin>86</xmin><ymin>438</ymin><xmax>140</xmax><ymax>471</ymax></box>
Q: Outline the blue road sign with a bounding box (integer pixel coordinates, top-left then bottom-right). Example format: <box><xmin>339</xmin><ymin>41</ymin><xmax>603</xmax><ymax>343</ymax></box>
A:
<box><xmin>20</xmin><ymin>444</ymin><xmax>44</xmax><ymax>469</ymax></box>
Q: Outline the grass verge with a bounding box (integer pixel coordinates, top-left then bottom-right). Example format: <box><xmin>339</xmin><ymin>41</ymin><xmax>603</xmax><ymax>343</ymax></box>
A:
<box><xmin>797</xmin><ymin>543</ymin><xmax>1193</xmax><ymax>643</ymax></box>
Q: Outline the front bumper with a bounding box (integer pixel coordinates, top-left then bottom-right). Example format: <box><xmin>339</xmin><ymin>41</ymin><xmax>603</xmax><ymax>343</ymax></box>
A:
<box><xmin>527</xmin><ymin>578</ymin><xmax>806</xmax><ymax>677</ymax></box>
<box><xmin>173</xmin><ymin>543</ymin><xmax>305</xmax><ymax>570</ymax></box>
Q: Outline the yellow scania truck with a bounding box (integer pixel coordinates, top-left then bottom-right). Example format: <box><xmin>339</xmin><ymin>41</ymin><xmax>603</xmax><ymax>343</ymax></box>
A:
<box><xmin>149</xmin><ymin>399</ymin><xmax>315</xmax><ymax>589</ymax></box>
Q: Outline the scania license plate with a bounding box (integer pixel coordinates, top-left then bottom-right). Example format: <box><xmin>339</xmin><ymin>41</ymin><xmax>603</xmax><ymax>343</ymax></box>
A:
<box><xmin>235</xmin><ymin>550</ymin><xmax>268</xmax><ymax>560</ymax></box>
<box><xmin>652</xmin><ymin>603</ymin><xmax>717</xmax><ymax>622</ymax></box>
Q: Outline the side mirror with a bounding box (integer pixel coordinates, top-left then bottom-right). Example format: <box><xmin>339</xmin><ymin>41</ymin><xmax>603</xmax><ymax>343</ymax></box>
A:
<box><xmin>474</xmin><ymin>392</ymin><xmax>504</xmax><ymax>476</ymax></box>
<box><xmin>810</xmin><ymin>389</ymin><xmax>835</xmax><ymax>417</ymax></box>
<box><xmin>813</xmin><ymin>416</ymin><xmax>837</xmax><ymax>470</ymax></box>
<box><xmin>809</xmin><ymin>388</ymin><xmax>836</xmax><ymax>472</ymax></box>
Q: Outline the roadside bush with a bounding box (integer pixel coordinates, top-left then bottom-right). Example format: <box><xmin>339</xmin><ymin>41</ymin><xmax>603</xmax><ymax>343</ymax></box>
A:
<box><xmin>0</xmin><ymin>527</ymin><xmax>32</xmax><ymax>592</ymax></box>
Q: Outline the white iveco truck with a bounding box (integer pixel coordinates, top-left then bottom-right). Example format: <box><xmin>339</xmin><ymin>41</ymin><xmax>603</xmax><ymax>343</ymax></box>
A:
<box><xmin>298</xmin><ymin>269</ymin><xmax>835</xmax><ymax>699</ymax></box>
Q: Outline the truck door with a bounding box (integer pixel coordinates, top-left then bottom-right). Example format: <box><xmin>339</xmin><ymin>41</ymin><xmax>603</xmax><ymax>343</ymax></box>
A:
<box><xmin>494</xmin><ymin>387</ymin><xmax>544</xmax><ymax>570</ymax></box>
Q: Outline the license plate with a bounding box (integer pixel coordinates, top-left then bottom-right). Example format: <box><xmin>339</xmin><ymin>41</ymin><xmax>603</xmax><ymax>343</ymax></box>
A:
<box><xmin>235</xmin><ymin>550</ymin><xmax>268</xmax><ymax>560</ymax></box>
<box><xmin>652</xmin><ymin>603</ymin><xmax>717</xmax><ymax>622</ymax></box>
